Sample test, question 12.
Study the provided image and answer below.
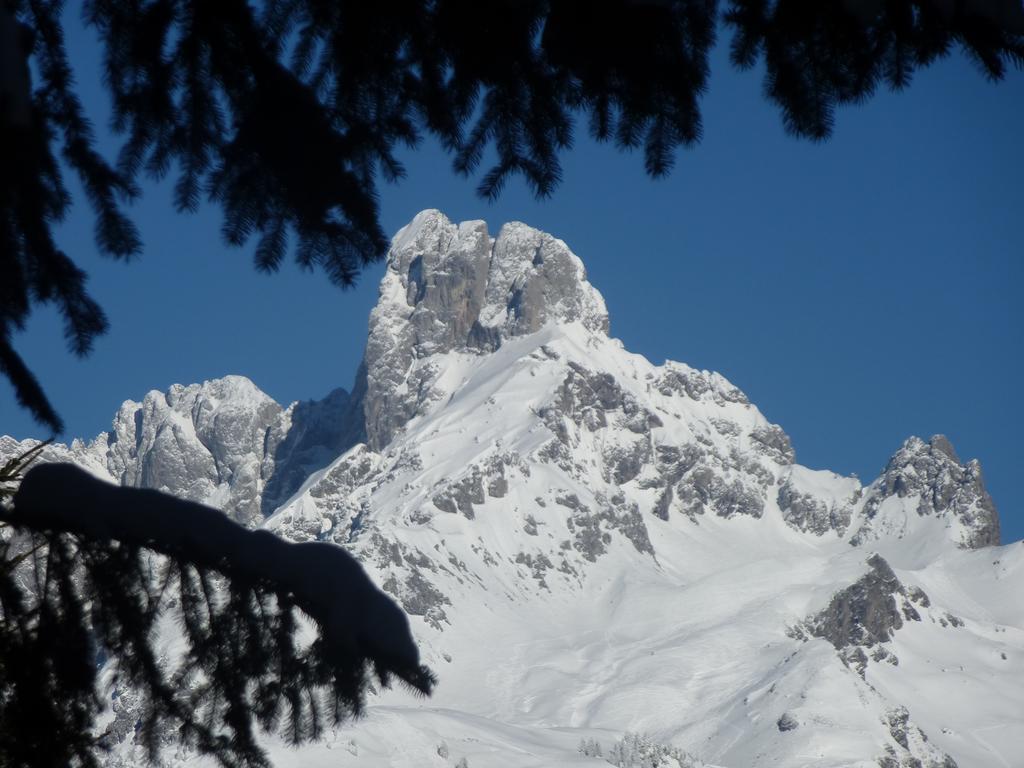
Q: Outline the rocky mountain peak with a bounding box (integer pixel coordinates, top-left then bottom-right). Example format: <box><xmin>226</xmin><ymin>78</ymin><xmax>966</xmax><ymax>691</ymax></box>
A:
<box><xmin>853</xmin><ymin>433</ymin><xmax>1000</xmax><ymax>549</ymax></box>
<box><xmin>385</xmin><ymin>209</ymin><xmax>608</xmax><ymax>348</ymax></box>
<box><xmin>0</xmin><ymin>375</ymin><xmax>357</xmax><ymax>527</ymax></box>
<box><xmin>891</xmin><ymin>434</ymin><xmax>960</xmax><ymax>466</ymax></box>
<box><xmin>104</xmin><ymin>375</ymin><xmax>284</xmax><ymax>525</ymax></box>
<box><xmin>360</xmin><ymin>209</ymin><xmax>609</xmax><ymax>449</ymax></box>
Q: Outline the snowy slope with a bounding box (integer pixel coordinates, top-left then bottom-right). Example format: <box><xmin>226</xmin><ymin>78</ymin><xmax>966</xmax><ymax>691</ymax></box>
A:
<box><xmin>3</xmin><ymin>210</ymin><xmax>1018</xmax><ymax>768</ymax></box>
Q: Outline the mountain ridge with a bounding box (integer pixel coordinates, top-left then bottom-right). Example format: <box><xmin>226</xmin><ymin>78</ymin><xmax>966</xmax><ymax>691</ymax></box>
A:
<box><xmin>1</xmin><ymin>210</ymin><xmax>1018</xmax><ymax>768</ymax></box>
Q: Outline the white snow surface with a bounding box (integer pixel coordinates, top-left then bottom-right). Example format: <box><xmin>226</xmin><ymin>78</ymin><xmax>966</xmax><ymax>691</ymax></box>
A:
<box><xmin>4</xmin><ymin>211</ymin><xmax>1019</xmax><ymax>768</ymax></box>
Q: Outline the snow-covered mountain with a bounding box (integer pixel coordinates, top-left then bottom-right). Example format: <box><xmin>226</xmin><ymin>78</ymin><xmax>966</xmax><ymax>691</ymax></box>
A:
<box><xmin>3</xmin><ymin>209</ymin><xmax>1020</xmax><ymax>768</ymax></box>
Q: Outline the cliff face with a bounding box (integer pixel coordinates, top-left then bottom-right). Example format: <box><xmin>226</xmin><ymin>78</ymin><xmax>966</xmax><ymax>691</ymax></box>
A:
<box><xmin>853</xmin><ymin>435</ymin><xmax>1000</xmax><ymax>549</ymax></box>
<box><xmin>359</xmin><ymin>209</ymin><xmax>608</xmax><ymax>451</ymax></box>
<box><xmin>1</xmin><ymin>376</ymin><xmax>357</xmax><ymax>527</ymax></box>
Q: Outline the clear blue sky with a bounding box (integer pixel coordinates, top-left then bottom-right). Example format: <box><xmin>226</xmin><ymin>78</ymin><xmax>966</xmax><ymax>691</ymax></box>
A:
<box><xmin>2</xmin><ymin>15</ymin><xmax>1021</xmax><ymax>542</ymax></box>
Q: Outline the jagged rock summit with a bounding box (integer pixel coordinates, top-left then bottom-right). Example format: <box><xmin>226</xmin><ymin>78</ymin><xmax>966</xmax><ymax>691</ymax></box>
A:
<box><xmin>361</xmin><ymin>209</ymin><xmax>608</xmax><ymax>450</ymax></box>
<box><xmin>1</xmin><ymin>375</ymin><xmax>357</xmax><ymax>527</ymax></box>
<box><xmin>1</xmin><ymin>210</ymin><xmax>1019</xmax><ymax>768</ymax></box>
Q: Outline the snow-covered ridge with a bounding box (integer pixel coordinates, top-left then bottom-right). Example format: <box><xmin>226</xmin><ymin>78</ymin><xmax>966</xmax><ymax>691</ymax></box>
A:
<box><xmin>1</xmin><ymin>210</ymin><xmax>1017</xmax><ymax>768</ymax></box>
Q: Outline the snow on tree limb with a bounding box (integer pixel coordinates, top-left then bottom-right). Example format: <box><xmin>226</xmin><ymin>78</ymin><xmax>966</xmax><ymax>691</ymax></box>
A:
<box><xmin>6</xmin><ymin>462</ymin><xmax>434</xmax><ymax>695</ymax></box>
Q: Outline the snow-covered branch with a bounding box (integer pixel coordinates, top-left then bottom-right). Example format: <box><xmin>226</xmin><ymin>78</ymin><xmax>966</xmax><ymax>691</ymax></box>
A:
<box><xmin>5</xmin><ymin>462</ymin><xmax>433</xmax><ymax>694</ymax></box>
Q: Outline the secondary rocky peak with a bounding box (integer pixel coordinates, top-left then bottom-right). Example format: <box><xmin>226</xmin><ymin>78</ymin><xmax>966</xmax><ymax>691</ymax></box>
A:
<box><xmin>0</xmin><ymin>375</ymin><xmax>360</xmax><ymax>527</ymax></box>
<box><xmin>855</xmin><ymin>433</ymin><xmax>1000</xmax><ymax>549</ymax></box>
<box><xmin>361</xmin><ymin>210</ymin><xmax>609</xmax><ymax>449</ymax></box>
<box><xmin>105</xmin><ymin>375</ymin><xmax>286</xmax><ymax>525</ymax></box>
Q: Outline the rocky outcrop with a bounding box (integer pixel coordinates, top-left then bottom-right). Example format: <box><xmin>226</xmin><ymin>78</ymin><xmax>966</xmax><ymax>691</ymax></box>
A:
<box><xmin>675</xmin><ymin>465</ymin><xmax>767</xmax><ymax>519</ymax></box>
<box><xmin>777</xmin><ymin>713</ymin><xmax>799</xmax><ymax>732</ymax></box>
<box><xmin>750</xmin><ymin>424</ymin><xmax>795</xmax><ymax>465</ymax></box>
<box><xmin>802</xmin><ymin>554</ymin><xmax>931</xmax><ymax>675</ymax></box>
<box><xmin>777</xmin><ymin>467</ymin><xmax>860</xmax><ymax>537</ymax></box>
<box><xmin>260</xmin><ymin>386</ymin><xmax>361</xmax><ymax>512</ymax></box>
<box><xmin>655</xmin><ymin>363</ymin><xmax>749</xmax><ymax>405</ymax></box>
<box><xmin>778</xmin><ymin>481</ymin><xmax>851</xmax><ymax>535</ymax></box>
<box><xmin>808</xmin><ymin>555</ymin><xmax>913</xmax><ymax>650</ymax></box>
<box><xmin>2</xmin><ymin>376</ymin><xmax>357</xmax><ymax>527</ymax></box>
<box><xmin>556</xmin><ymin>491</ymin><xmax>652</xmax><ymax>561</ymax></box>
<box><xmin>877</xmin><ymin>706</ymin><xmax>960</xmax><ymax>768</ymax></box>
<box><xmin>433</xmin><ymin>470</ymin><xmax>486</xmax><ymax>520</ymax></box>
<box><xmin>105</xmin><ymin>376</ymin><xmax>286</xmax><ymax>525</ymax></box>
<box><xmin>360</xmin><ymin>209</ymin><xmax>608</xmax><ymax>450</ymax></box>
<box><xmin>854</xmin><ymin>435</ymin><xmax>1000</xmax><ymax>549</ymax></box>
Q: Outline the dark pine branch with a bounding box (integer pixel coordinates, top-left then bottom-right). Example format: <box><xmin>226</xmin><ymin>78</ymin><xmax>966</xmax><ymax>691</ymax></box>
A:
<box><xmin>3</xmin><ymin>0</ymin><xmax>1023</xmax><ymax>431</ymax></box>
<box><xmin>0</xmin><ymin>462</ymin><xmax>434</xmax><ymax>768</ymax></box>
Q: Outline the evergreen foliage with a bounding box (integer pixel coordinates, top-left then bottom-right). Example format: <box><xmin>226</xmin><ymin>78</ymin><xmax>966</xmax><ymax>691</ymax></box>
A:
<box><xmin>579</xmin><ymin>737</ymin><xmax>604</xmax><ymax>757</ymax></box>
<box><xmin>2</xmin><ymin>0</ymin><xmax>1022</xmax><ymax>433</ymax></box>
<box><xmin>0</xmin><ymin>454</ymin><xmax>433</xmax><ymax>768</ymax></box>
<box><xmin>605</xmin><ymin>732</ymin><xmax>703</xmax><ymax>768</ymax></box>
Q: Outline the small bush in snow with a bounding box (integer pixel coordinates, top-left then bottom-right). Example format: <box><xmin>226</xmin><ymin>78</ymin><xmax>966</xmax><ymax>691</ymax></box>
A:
<box><xmin>605</xmin><ymin>733</ymin><xmax>702</xmax><ymax>768</ymax></box>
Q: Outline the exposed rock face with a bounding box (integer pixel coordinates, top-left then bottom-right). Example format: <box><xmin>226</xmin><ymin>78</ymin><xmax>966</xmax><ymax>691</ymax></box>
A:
<box><xmin>877</xmin><ymin>706</ymin><xmax>960</xmax><ymax>768</ymax></box>
<box><xmin>655</xmin><ymin>363</ymin><xmax>749</xmax><ymax>405</ymax></box>
<box><xmin>2</xmin><ymin>376</ymin><xmax>358</xmax><ymax>526</ymax></box>
<box><xmin>260</xmin><ymin>386</ymin><xmax>361</xmax><ymax>512</ymax></box>
<box><xmin>536</xmin><ymin>354</ymin><xmax>785</xmax><ymax>524</ymax></box>
<box><xmin>105</xmin><ymin>376</ymin><xmax>286</xmax><ymax>525</ymax></box>
<box><xmin>801</xmin><ymin>554</ymin><xmax>939</xmax><ymax>680</ymax></box>
<box><xmin>807</xmin><ymin>554</ymin><xmax>917</xmax><ymax>652</ymax></box>
<box><xmin>750</xmin><ymin>424</ymin><xmax>795</xmax><ymax>465</ymax></box>
<box><xmin>777</xmin><ymin>713</ymin><xmax>799</xmax><ymax>732</ymax></box>
<box><xmin>555</xmin><ymin>491</ymin><xmax>653</xmax><ymax>561</ymax></box>
<box><xmin>360</xmin><ymin>209</ymin><xmax>608</xmax><ymax>450</ymax></box>
<box><xmin>778</xmin><ymin>482</ymin><xmax>848</xmax><ymax>535</ymax></box>
<box><xmin>777</xmin><ymin>466</ymin><xmax>860</xmax><ymax>536</ymax></box>
<box><xmin>433</xmin><ymin>471</ymin><xmax>486</xmax><ymax>520</ymax></box>
<box><xmin>854</xmin><ymin>435</ymin><xmax>1000</xmax><ymax>549</ymax></box>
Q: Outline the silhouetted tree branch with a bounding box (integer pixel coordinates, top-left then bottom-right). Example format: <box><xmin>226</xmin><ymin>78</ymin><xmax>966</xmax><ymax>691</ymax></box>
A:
<box><xmin>0</xmin><ymin>460</ymin><xmax>433</xmax><ymax>768</ymax></box>
<box><xmin>2</xmin><ymin>0</ymin><xmax>1021</xmax><ymax>433</ymax></box>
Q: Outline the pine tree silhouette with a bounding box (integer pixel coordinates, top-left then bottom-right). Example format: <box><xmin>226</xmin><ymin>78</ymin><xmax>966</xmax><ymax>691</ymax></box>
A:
<box><xmin>2</xmin><ymin>0</ymin><xmax>1021</xmax><ymax>433</ymax></box>
<box><xmin>0</xmin><ymin>453</ymin><xmax>433</xmax><ymax>768</ymax></box>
